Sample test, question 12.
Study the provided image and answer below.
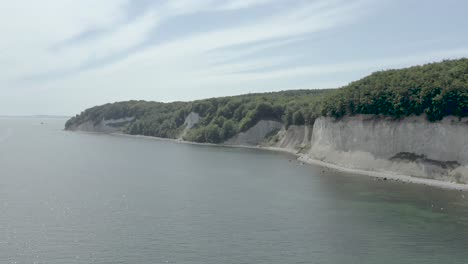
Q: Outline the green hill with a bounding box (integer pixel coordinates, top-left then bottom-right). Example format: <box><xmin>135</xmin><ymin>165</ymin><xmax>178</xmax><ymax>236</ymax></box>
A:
<box><xmin>65</xmin><ymin>58</ymin><xmax>468</xmax><ymax>143</ymax></box>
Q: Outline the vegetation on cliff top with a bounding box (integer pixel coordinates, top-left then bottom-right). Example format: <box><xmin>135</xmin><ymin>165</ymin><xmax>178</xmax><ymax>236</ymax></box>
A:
<box><xmin>322</xmin><ymin>58</ymin><xmax>468</xmax><ymax>121</ymax></box>
<box><xmin>65</xmin><ymin>58</ymin><xmax>468</xmax><ymax>143</ymax></box>
<box><xmin>65</xmin><ymin>89</ymin><xmax>327</xmax><ymax>142</ymax></box>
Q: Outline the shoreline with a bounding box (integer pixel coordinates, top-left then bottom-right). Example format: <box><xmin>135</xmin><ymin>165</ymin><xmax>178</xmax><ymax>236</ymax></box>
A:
<box><xmin>298</xmin><ymin>157</ymin><xmax>468</xmax><ymax>191</ymax></box>
<box><xmin>69</xmin><ymin>130</ymin><xmax>468</xmax><ymax>192</ymax></box>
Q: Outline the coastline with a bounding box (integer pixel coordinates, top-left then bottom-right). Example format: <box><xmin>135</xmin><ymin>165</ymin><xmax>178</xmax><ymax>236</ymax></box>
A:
<box><xmin>298</xmin><ymin>157</ymin><xmax>468</xmax><ymax>191</ymax></box>
<box><xmin>69</xmin><ymin>130</ymin><xmax>468</xmax><ymax>192</ymax></box>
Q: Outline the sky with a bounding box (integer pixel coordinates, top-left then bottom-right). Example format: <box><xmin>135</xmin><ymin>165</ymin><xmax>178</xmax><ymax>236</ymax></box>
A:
<box><xmin>1</xmin><ymin>0</ymin><xmax>468</xmax><ymax>115</ymax></box>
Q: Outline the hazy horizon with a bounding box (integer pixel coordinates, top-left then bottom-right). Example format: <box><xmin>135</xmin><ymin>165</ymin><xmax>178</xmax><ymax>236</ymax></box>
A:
<box><xmin>2</xmin><ymin>0</ymin><xmax>468</xmax><ymax>116</ymax></box>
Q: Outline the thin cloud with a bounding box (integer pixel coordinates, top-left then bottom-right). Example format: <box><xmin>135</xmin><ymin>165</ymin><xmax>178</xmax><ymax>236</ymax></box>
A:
<box><xmin>96</xmin><ymin>0</ymin><xmax>369</xmax><ymax>73</ymax></box>
<box><xmin>218</xmin><ymin>0</ymin><xmax>278</xmax><ymax>10</ymax></box>
<box><xmin>207</xmin><ymin>48</ymin><xmax>468</xmax><ymax>83</ymax></box>
<box><xmin>2</xmin><ymin>0</ymin><xmax>467</xmax><ymax>115</ymax></box>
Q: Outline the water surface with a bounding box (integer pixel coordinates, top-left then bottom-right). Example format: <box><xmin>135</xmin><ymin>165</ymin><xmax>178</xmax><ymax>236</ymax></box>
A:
<box><xmin>1</xmin><ymin>117</ymin><xmax>468</xmax><ymax>264</ymax></box>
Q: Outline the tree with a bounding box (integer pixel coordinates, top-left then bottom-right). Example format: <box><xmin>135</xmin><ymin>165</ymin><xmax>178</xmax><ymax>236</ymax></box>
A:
<box><xmin>222</xmin><ymin>119</ymin><xmax>237</xmax><ymax>140</ymax></box>
<box><xmin>203</xmin><ymin>125</ymin><xmax>222</xmax><ymax>143</ymax></box>
<box><xmin>292</xmin><ymin>111</ymin><xmax>305</xmax><ymax>125</ymax></box>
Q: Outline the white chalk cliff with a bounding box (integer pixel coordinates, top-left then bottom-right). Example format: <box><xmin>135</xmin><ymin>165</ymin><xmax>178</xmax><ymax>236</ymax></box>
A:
<box><xmin>305</xmin><ymin>115</ymin><xmax>468</xmax><ymax>183</ymax></box>
<box><xmin>223</xmin><ymin>114</ymin><xmax>468</xmax><ymax>183</ymax></box>
<box><xmin>224</xmin><ymin>120</ymin><xmax>283</xmax><ymax>146</ymax></box>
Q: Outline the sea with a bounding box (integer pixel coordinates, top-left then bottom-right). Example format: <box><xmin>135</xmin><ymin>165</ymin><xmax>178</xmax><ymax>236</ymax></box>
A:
<box><xmin>1</xmin><ymin>117</ymin><xmax>468</xmax><ymax>264</ymax></box>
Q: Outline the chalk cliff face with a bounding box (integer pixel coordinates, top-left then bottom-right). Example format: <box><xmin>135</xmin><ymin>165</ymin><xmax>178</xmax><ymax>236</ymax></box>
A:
<box><xmin>273</xmin><ymin>125</ymin><xmax>313</xmax><ymax>151</ymax></box>
<box><xmin>183</xmin><ymin>112</ymin><xmax>200</xmax><ymax>129</ymax></box>
<box><xmin>224</xmin><ymin>120</ymin><xmax>283</xmax><ymax>146</ymax></box>
<box><xmin>178</xmin><ymin>112</ymin><xmax>201</xmax><ymax>139</ymax></box>
<box><xmin>311</xmin><ymin>115</ymin><xmax>468</xmax><ymax>163</ymax></box>
<box><xmin>305</xmin><ymin>115</ymin><xmax>468</xmax><ymax>183</ymax></box>
<box><xmin>66</xmin><ymin>117</ymin><xmax>134</xmax><ymax>133</ymax></box>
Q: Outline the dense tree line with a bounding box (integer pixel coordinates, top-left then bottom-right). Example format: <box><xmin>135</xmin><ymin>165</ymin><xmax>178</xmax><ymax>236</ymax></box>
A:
<box><xmin>66</xmin><ymin>90</ymin><xmax>327</xmax><ymax>143</ymax></box>
<box><xmin>321</xmin><ymin>59</ymin><xmax>468</xmax><ymax>121</ymax></box>
<box><xmin>66</xmin><ymin>59</ymin><xmax>468</xmax><ymax>143</ymax></box>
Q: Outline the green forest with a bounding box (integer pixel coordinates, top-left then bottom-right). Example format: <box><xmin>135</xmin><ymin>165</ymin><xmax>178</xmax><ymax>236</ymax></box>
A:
<box><xmin>65</xmin><ymin>58</ymin><xmax>468</xmax><ymax>143</ymax></box>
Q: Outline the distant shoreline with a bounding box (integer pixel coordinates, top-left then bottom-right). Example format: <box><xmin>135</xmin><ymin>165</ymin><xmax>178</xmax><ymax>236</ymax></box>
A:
<box><xmin>68</xmin><ymin>130</ymin><xmax>468</xmax><ymax>192</ymax></box>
